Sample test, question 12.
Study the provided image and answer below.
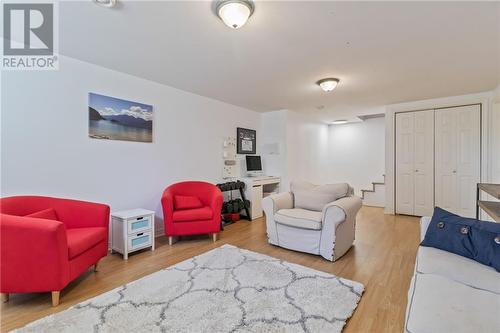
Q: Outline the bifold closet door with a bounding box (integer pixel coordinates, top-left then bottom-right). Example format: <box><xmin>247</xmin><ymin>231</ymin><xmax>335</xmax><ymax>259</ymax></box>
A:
<box><xmin>413</xmin><ymin>111</ymin><xmax>435</xmax><ymax>216</ymax></box>
<box><xmin>396</xmin><ymin>110</ymin><xmax>434</xmax><ymax>216</ymax></box>
<box><xmin>396</xmin><ymin>113</ymin><xmax>415</xmax><ymax>215</ymax></box>
<box><xmin>435</xmin><ymin>105</ymin><xmax>480</xmax><ymax>218</ymax></box>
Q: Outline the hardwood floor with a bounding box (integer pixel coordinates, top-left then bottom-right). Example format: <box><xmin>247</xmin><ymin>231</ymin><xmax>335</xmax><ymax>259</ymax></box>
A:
<box><xmin>1</xmin><ymin>206</ymin><xmax>420</xmax><ymax>332</ymax></box>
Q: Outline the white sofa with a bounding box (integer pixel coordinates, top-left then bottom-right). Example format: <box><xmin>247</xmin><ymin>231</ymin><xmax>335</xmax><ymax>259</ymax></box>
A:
<box><xmin>262</xmin><ymin>182</ymin><xmax>362</xmax><ymax>261</ymax></box>
<box><xmin>405</xmin><ymin>217</ymin><xmax>500</xmax><ymax>333</ymax></box>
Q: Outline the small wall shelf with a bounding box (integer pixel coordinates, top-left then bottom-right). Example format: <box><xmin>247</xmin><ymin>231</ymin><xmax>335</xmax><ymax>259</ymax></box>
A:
<box><xmin>476</xmin><ymin>183</ymin><xmax>500</xmax><ymax>222</ymax></box>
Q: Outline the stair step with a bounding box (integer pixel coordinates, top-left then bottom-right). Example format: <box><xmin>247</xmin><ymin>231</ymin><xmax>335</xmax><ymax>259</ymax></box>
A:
<box><xmin>361</xmin><ymin>176</ymin><xmax>386</xmax><ymax>200</ymax></box>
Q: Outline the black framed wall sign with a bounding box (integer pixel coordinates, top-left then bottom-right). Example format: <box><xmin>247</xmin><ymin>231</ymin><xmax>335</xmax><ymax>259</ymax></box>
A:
<box><xmin>237</xmin><ymin>127</ymin><xmax>256</xmax><ymax>154</ymax></box>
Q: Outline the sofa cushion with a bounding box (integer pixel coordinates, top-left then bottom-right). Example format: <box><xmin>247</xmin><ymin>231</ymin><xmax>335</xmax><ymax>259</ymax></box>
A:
<box><xmin>405</xmin><ymin>273</ymin><xmax>500</xmax><ymax>333</ymax></box>
<box><xmin>421</xmin><ymin>207</ymin><xmax>500</xmax><ymax>271</ymax></box>
<box><xmin>416</xmin><ymin>246</ymin><xmax>500</xmax><ymax>294</ymax></box>
<box><xmin>172</xmin><ymin>206</ymin><xmax>213</xmax><ymax>222</ymax></box>
<box><xmin>66</xmin><ymin>227</ymin><xmax>107</xmax><ymax>259</ymax></box>
<box><xmin>275</xmin><ymin>208</ymin><xmax>322</xmax><ymax>230</ymax></box>
<box><xmin>174</xmin><ymin>195</ymin><xmax>203</xmax><ymax>210</ymax></box>
<box><xmin>26</xmin><ymin>208</ymin><xmax>59</xmax><ymax>221</ymax></box>
<box><xmin>291</xmin><ymin>181</ymin><xmax>351</xmax><ymax>212</ymax></box>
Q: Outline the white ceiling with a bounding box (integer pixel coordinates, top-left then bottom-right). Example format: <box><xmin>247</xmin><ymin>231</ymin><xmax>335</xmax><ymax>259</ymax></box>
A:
<box><xmin>60</xmin><ymin>1</ymin><xmax>500</xmax><ymax>122</ymax></box>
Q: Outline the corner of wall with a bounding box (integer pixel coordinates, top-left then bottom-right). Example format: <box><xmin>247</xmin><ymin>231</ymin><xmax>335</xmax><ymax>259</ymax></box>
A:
<box><xmin>494</xmin><ymin>84</ymin><xmax>500</xmax><ymax>102</ymax></box>
<box><xmin>260</xmin><ymin>110</ymin><xmax>289</xmax><ymax>189</ymax></box>
<box><xmin>384</xmin><ymin>106</ymin><xmax>395</xmax><ymax>213</ymax></box>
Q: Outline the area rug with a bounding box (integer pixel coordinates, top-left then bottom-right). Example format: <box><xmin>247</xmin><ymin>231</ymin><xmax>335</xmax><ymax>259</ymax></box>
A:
<box><xmin>15</xmin><ymin>244</ymin><xmax>364</xmax><ymax>333</ymax></box>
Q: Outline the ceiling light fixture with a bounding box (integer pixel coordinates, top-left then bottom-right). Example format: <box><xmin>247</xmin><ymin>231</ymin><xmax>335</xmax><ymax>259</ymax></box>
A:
<box><xmin>316</xmin><ymin>78</ymin><xmax>340</xmax><ymax>92</ymax></box>
<box><xmin>93</xmin><ymin>0</ymin><xmax>116</xmax><ymax>8</ymax></box>
<box><xmin>331</xmin><ymin>120</ymin><xmax>347</xmax><ymax>125</ymax></box>
<box><xmin>216</xmin><ymin>0</ymin><xmax>254</xmax><ymax>29</ymax></box>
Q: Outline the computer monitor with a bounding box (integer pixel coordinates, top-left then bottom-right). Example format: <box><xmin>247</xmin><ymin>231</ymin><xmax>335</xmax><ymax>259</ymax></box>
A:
<box><xmin>246</xmin><ymin>155</ymin><xmax>263</xmax><ymax>176</ymax></box>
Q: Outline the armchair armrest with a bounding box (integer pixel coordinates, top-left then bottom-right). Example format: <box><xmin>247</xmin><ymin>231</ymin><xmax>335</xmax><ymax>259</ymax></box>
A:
<box><xmin>161</xmin><ymin>190</ymin><xmax>174</xmax><ymax>222</ymax></box>
<box><xmin>262</xmin><ymin>192</ymin><xmax>294</xmax><ymax>215</ymax></box>
<box><xmin>320</xmin><ymin>196</ymin><xmax>362</xmax><ymax>261</ymax></box>
<box><xmin>322</xmin><ymin>196</ymin><xmax>362</xmax><ymax>223</ymax></box>
<box><xmin>209</xmin><ymin>188</ymin><xmax>223</xmax><ymax>216</ymax></box>
<box><xmin>54</xmin><ymin>198</ymin><xmax>110</xmax><ymax>229</ymax></box>
<box><xmin>262</xmin><ymin>192</ymin><xmax>293</xmax><ymax>246</ymax></box>
<box><xmin>0</xmin><ymin>214</ymin><xmax>70</xmax><ymax>292</ymax></box>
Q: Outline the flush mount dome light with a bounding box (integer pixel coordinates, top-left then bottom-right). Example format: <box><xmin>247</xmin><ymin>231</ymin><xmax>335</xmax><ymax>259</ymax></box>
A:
<box><xmin>216</xmin><ymin>0</ymin><xmax>254</xmax><ymax>29</ymax></box>
<box><xmin>317</xmin><ymin>78</ymin><xmax>340</xmax><ymax>92</ymax></box>
<box><xmin>93</xmin><ymin>0</ymin><xmax>116</xmax><ymax>8</ymax></box>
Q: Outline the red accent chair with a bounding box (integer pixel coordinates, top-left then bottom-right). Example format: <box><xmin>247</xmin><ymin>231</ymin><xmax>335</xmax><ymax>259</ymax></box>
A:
<box><xmin>0</xmin><ymin>196</ymin><xmax>110</xmax><ymax>306</ymax></box>
<box><xmin>161</xmin><ymin>181</ymin><xmax>223</xmax><ymax>245</ymax></box>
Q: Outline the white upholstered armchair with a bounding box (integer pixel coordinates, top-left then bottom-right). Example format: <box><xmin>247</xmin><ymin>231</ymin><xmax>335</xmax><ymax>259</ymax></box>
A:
<box><xmin>262</xmin><ymin>181</ymin><xmax>362</xmax><ymax>261</ymax></box>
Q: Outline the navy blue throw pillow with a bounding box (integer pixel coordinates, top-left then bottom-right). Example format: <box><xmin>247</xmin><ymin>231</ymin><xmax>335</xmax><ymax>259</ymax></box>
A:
<box><xmin>421</xmin><ymin>207</ymin><xmax>500</xmax><ymax>272</ymax></box>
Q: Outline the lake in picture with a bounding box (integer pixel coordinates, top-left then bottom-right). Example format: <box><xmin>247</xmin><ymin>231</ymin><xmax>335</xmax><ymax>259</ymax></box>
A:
<box><xmin>88</xmin><ymin>93</ymin><xmax>153</xmax><ymax>143</ymax></box>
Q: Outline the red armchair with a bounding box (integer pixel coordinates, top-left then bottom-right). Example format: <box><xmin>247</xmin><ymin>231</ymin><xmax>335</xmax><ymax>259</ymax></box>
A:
<box><xmin>161</xmin><ymin>181</ymin><xmax>223</xmax><ymax>245</ymax></box>
<box><xmin>0</xmin><ymin>196</ymin><xmax>109</xmax><ymax>306</ymax></box>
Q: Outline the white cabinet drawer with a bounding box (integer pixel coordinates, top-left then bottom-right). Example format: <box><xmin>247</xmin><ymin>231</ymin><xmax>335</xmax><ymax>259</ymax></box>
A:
<box><xmin>128</xmin><ymin>232</ymin><xmax>152</xmax><ymax>251</ymax></box>
<box><xmin>127</xmin><ymin>216</ymin><xmax>152</xmax><ymax>234</ymax></box>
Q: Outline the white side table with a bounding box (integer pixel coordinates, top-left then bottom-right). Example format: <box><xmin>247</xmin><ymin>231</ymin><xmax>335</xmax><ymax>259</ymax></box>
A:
<box><xmin>111</xmin><ymin>209</ymin><xmax>155</xmax><ymax>260</ymax></box>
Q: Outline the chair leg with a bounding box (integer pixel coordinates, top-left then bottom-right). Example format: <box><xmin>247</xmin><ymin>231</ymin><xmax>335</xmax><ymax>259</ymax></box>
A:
<box><xmin>212</xmin><ymin>233</ymin><xmax>218</xmax><ymax>242</ymax></box>
<box><xmin>93</xmin><ymin>261</ymin><xmax>99</xmax><ymax>272</ymax></box>
<box><xmin>51</xmin><ymin>291</ymin><xmax>60</xmax><ymax>307</ymax></box>
<box><xmin>168</xmin><ymin>236</ymin><xmax>173</xmax><ymax>246</ymax></box>
<box><xmin>1</xmin><ymin>293</ymin><xmax>9</xmax><ymax>303</ymax></box>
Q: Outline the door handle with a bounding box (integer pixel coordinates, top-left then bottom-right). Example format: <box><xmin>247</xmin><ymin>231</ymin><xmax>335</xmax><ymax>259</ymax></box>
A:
<box><xmin>452</xmin><ymin>170</ymin><xmax>457</xmax><ymax>174</ymax></box>
<box><xmin>415</xmin><ymin>169</ymin><xmax>419</xmax><ymax>172</ymax></box>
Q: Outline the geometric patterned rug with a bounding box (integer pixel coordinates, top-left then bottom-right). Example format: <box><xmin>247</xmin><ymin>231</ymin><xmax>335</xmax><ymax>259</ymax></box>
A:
<box><xmin>14</xmin><ymin>244</ymin><xmax>364</xmax><ymax>333</ymax></box>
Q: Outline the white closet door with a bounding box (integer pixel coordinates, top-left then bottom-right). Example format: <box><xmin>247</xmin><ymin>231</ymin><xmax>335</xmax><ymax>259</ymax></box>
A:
<box><xmin>456</xmin><ymin>106</ymin><xmax>481</xmax><ymax>217</ymax></box>
<box><xmin>435</xmin><ymin>105</ymin><xmax>480</xmax><ymax>217</ymax></box>
<box><xmin>435</xmin><ymin>109</ymin><xmax>457</xmax><ymax>212</ymax></box>
<box><xmin>396</xmin><ymin>113</ymin><xmax>415</xmax><ymax>215</ymax></box>
<box><xmin>396</xmin><ymin>110</ymin><xmax>434</xmax><ymax>216</ymax></box>
<box><xmin>413</xmin><ymin>110</ymin><xmax>434</xmax><ymax>216</ymax></box>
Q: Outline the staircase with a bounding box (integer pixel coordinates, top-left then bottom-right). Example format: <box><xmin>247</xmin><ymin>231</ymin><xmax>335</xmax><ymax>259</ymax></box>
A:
<box><xmin>361</xmin><ymin>175</ymin><xmax>385</xmax><ymax>207</ymax></box>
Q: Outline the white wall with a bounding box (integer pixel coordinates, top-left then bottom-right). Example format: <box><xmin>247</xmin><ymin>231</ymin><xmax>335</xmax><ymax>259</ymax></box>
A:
<box><xmin>328</xmin><ymin>117</ymin><xmax>385</xmax><ymax>196</ymax></box>
<box><xmin>491</xmin><ymin>101</ymin><xmax>500</xmax><ymax>183</ymax></box>
<box><xmin>259</xmin><ymin>110</ymin><xmax>330</xmax><ymax>192</ymax></box>
<box><xmin>492</xmin><ymin>85</ymin><xmax>500</xmax><ymax>183</ymax></box>
<box><xmin>493</xmin><ymin>84</ymin><xmax>500</xmax><ymax>102</ymax></box>
<box><xmin>286</xmin><ymin>111</ymin><xmax>330</xmax><ymax>189</ymax></box>
<box><xmin>1</xmin><ymin>56</ymin><xmax>261</xmax><ymax>234</ymax></box>
<box><xmin>482</xmin><ymin>93</ymin><xmax>500</xmax><ymax>221</ymax></box>
<box><xmin>260</xmin><ymin>110</ymin><xmax>288</xmax><ymax>184</ymax></box>
<box><xmin>384</xmin><ymin>91</ymin><xmax>496</xmax><ymax>214</ymax></box>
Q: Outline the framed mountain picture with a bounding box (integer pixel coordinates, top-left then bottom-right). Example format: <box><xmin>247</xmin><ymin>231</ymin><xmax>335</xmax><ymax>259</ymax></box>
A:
<box><xmin>88</xmin><ymin>93</ymin><xmax>153</xmax><ymax>143</ymax></box>
<box><xmin>237</xmin><ymin>127</ymin><xmax>256</xmax><ymax>154</ymax></box>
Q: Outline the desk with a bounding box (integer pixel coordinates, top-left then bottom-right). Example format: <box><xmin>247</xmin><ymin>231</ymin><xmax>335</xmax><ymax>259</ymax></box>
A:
<box><xmin>242</xmin><ymin>176</ymin><xmax>281</xmax><ymax>220</ymax></box>
<box><xmin>476</xmin><ymin>183</ymin><xmax>500</xmax><ymax>222</ymax></box>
